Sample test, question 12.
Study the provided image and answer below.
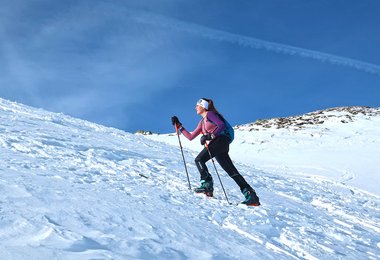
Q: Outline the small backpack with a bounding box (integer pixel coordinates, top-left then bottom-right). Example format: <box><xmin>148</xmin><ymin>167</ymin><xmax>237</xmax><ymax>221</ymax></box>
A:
<box><xmin>219</xmin><ymin>115</ymin><xmax>234</xmax><ymax>143</ymax></box>
<box><xmin>207</xmin><ymin>113</ymin><xmax>235</xmax><ymax>143</ymax></box>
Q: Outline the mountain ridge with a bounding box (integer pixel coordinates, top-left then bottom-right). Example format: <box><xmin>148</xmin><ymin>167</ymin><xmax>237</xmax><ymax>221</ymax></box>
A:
<box><xmin>238</xmin><ymin>106</ymin><xmax>380</xmax><ymax>131</ymax></box>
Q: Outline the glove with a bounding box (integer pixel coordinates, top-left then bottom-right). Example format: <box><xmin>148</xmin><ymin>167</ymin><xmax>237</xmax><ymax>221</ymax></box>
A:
<box><xmin>171</xmin><ymin>116</ymin><xmax>182</xmax><ymax>127</ymax></box>
<box><xmin>200</xmin><ymin>133</ymin><xmax>213</xmax><ymax>145</ymax></box>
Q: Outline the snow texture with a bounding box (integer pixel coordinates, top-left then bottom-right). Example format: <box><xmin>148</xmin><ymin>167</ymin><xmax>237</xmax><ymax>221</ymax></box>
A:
<box><xmin>1</xmin><ymin>98</ymin><xmax>379</xmax><ymax>259</ymax></box>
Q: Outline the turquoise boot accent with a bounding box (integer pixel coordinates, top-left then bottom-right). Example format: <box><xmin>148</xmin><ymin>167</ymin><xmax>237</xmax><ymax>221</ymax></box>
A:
<box><xmin>194</xmin><ymin>180</ymin><xmax>214</xmax><ymax>197</ymax></box>
<box><xmin>242</xmin><ymin>188</ymin><xmax>260</xmax><ymax>206</ymax></box>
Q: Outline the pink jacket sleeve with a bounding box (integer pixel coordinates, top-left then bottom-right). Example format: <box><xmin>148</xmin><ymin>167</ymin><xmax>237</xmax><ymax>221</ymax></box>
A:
<box><xmin>180</xmin><ymin>121</ymin><xmax>202</xmax><ymax>141</ymax></box>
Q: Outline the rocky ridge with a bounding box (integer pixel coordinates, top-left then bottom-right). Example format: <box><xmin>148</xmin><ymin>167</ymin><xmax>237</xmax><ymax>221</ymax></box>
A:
<box><xmin>237</xmin><ymin>106</ymin><xmax>380</xmax><ymax>131</ymax></box>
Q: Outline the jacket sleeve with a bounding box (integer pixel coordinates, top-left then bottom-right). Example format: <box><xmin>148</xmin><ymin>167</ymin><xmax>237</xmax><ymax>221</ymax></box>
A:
<box><xmin>180</xmin><ymin>120</ymin><xmax>202</xmax><ymax>141</ymax></box>
<box><xmin>206</xmin><ymin>111</ymin><xmax>225</xmax><ymax>136</ymax></box>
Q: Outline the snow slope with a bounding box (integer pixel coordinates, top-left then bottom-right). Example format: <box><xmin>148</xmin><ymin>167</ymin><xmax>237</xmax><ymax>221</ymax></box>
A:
<box><xmin>1</xmin><ymin>98</ymin><xmax>379</xmax><ymax>259</ymax></box>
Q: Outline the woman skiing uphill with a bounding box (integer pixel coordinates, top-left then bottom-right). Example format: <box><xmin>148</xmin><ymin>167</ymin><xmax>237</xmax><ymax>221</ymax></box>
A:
<box><xmin>171</xmin><ymin>98</ymin><xmax>260</xmax><ymax>206</ymax></box>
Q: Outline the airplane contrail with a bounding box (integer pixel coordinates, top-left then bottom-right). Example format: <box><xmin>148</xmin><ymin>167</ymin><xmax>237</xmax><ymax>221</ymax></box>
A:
<box><xmin>131</xmin><ymin>11</ymin><xmax>380</xmax><ymax>76</ymax></box>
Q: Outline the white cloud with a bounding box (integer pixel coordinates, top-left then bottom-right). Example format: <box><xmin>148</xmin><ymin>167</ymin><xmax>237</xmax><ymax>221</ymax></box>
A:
<box><xmin>131</xmin><ymin>10</ymin><xmax>380</xmax><ymax>76</ymax></box>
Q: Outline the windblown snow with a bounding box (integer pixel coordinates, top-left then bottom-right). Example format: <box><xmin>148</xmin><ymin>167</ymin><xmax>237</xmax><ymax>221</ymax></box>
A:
<box><xmin>1</xmin><ymin>98</ymin><xmax>379</xmax><ymax>259</ymax></box>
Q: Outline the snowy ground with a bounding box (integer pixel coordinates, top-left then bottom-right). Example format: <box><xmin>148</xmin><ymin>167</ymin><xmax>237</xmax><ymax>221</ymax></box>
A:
<box><xmin>1</xmin><ymin>98</ymin><xmax>379</xmax><ymax>259</ymax></box>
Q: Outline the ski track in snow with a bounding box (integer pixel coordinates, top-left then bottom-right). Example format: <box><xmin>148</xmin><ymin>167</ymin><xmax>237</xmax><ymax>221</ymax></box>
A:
<box><xmin>0</xmin><ymin>99</ymin><xmax>380</xmax><ymax>259</ymax></box>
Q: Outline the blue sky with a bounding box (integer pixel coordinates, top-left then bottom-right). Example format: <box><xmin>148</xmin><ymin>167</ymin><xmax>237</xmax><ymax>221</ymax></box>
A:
<box><xmin>1</xmin><ymin>0</ymin><xmax>379</xmax><ymax>133</ymax></box>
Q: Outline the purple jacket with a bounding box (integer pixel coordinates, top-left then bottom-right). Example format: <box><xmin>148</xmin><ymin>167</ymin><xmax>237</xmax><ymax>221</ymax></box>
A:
<box><xmin>181</xmin><ymin>111</ymin><xmax>225</xmax><ymax>141</ymax></box>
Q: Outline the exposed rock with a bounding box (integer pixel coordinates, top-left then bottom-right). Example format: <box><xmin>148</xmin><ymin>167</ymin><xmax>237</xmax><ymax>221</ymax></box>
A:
<box><xmin>235</xmin><ymin>106</ymin><xmax>380</xmax><ymax>131</ymax></box>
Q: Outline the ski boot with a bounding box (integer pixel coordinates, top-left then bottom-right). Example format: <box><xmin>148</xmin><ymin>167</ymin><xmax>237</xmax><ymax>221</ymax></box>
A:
<box><xmin>194</xmin><ymin>179</ymin><xmax>214</xmax><ymax>197</ymax></box>
<box><xmin>241</xmin><ymin>188</ymin><xmax>261</xmax><ymax>206</ymax></box>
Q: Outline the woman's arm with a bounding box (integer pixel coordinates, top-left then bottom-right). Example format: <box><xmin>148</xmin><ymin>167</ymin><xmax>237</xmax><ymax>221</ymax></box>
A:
<box><xmin>180</xmin><ymin>120</ymin><xmax>202</xmax><ymax>141</ymax></box>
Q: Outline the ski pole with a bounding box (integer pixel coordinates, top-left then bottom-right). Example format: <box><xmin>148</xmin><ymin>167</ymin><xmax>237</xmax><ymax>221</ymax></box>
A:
<box><xmin>175</xmin><ymin>124</ymin><xmax>192</xmax><ymax>190</ymax></box>
<box><xmin>205</xmin><ymin>143</ymin><xmax>230</xmax><ymax>204</ymax></box>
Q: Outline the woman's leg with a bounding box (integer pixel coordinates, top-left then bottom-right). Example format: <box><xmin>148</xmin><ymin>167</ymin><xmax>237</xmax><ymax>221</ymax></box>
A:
<box><xmin>207</xmin><ymin>135</ymin><xmax>251</xmax><ymax>191</ymax></box>
<box><xmin>208</xmin><ymin>135</ymin><xmax>260</xmax><ymax>205</ymax></box>
<box><xmin>194</xmin><ymin>148</ymin><xmax>212</xmax><ymax>181</ymax></box>
<box><xmin>215</xmin><ymin>152</ymin><xmax>251</xmax><ymax>192</ymax></box>
<box><xmin>194</xmin><ymin>148</ymin><xmax>214</xmax><ymax>195</ymax></box>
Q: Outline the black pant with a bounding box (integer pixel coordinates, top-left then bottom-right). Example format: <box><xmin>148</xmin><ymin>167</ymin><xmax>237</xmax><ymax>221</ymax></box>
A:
<box><xmin>194</xmin><ymin>135</ymin><xmax>252</xmax><ymax>192</ymax></box>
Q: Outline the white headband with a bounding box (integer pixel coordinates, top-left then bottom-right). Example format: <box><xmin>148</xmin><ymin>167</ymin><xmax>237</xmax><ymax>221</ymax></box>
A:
<box><xmin>197</xmin><ymin>99</ymin><xmax>209</xmax><ymax>110</ymax></box>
